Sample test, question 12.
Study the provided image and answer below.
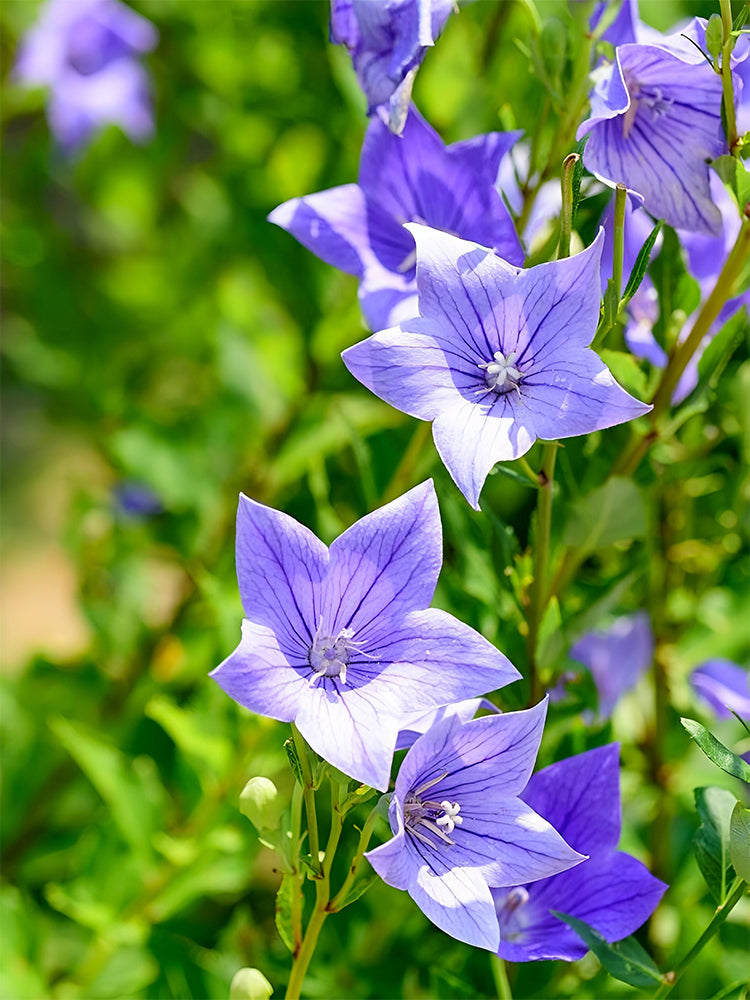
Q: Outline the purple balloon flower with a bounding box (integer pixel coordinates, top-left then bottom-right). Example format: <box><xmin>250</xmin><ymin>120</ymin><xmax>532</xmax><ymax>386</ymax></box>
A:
<box><xmin>342</xmin><ymin>225</ymin><xmax>651</xmax><ymax>509</ymax></box>
<box><xmin>569</xmin><ymin>612</ymin><xmax>654</xmax><ymax>720</ymax></box>
<box><xmin>366</xmin><ymin>699</ymin><xmax>586</xmax><ymax>950</ymax></box>
<box><xmin>578</xmin><ymin>42</ymin><xmax>725</xmax><ymax>235</ymax></box>
<box><xmin>494</xmin><ymin>743</ymin><xmax>667</xmax><ymax>961</ymax></box>
<box><xmin>396</xmin><ymin>696</ymin><xmax>499</xmax><ymax>750</ymax></box>
<box><xmin>690</xmin><ymin>660</ymin><xmax>750</xmax><ymax>721</ymax></box>
<box><xmin>268</xmin><ymin>106</ymin><xmax>523</xmax><ymax>332</ymax></box>
<box><xmin>14</xmin><ymin>0</ymin><xmax>157</xmax><ymax>153</ymax></box>
<box><xmin>330</xmin><ymin>0</ymin><xmax>454</xmax><ymax>134</ymax></box>
<box><xmin>210</xmin><ymin>481</ymin><xmax>519</xmax><ymax>791</ymax></box>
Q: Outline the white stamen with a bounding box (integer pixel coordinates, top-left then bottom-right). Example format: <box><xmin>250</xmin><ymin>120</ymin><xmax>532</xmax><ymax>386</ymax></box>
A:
<box><xmin>478</xmin><ymin>350</ymin><xmax>524</xmax><ymax>395</ymax></box>
<box><xmin>435</xmin><ymin>801</ymin><xmax>462</xmax><ymax>834</ymax></box>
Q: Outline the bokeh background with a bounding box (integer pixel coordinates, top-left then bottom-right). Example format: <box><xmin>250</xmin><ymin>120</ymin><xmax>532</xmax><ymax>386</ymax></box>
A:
<box><xmin>1</xmin><ymin>1</ymin><xmax>748</xmax><ymax>998</ymax></box>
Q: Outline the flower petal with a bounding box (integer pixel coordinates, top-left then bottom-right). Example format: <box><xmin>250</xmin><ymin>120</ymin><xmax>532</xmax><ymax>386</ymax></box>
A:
<box><xmin>235</xmin><ymin>494</ymin><xmax>328</xmax><ymax>650</ymax></box>
<box><xmin>268</xmin><ymin>184</ymin><xmax>370</xmax><ymax>277</ymax></box>
<box><xmin>210</xmin><ymin>619</ymin><xmax>307</xmax><ymax>722</ymax></box>
<box><xmin>322</xmin><ymin>480</ymin><xmax>442</xmax><ymax>636</ymax></box>
<box><xmin>410</xmin><ymin>863</ymin><xmax>501</xmax><ymax>951</ymax></box>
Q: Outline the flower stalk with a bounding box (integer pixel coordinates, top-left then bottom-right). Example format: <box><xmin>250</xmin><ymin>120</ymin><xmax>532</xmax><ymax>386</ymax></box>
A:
<box><xmin>526</xmin><ymin>441</ymin><xmax>557</xmax><ymax>702</ymax></box>
<box><xmin>719</xmin><ymin>0</ymin><xmax>738</xmax><ymax>153</ymax></box>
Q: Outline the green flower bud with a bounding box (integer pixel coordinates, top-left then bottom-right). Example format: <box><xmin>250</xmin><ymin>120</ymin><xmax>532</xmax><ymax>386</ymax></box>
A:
<box><xmin>229</xmin><ymin>968</ymin><xmax>273</xmax><ymax>1000</ymax></box>
<box><xmin>239</xmin><ymin>777</ymin><xmax>283</xmax><ymax>832</ymax></box>
<box><xmin>705</xmin><ymin>13</ymin><xmax>723</xmax><ymax>64</ymax></box>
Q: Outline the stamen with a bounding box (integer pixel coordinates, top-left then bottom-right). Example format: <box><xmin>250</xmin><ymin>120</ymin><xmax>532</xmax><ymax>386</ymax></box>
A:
<box><xmin>478</xmin><ymin>350</ymin><xmax>524</xmax><ymax>395</ymax></box>
<box><xmin>403</xmin><ymin>778</ymin><xmax>463</xmax><ymax>849</ymax></box>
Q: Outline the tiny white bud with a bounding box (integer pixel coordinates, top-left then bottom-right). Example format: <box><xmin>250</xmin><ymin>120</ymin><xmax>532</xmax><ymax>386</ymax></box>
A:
<box><xmin>229</xmin><ymin>967</ymin><xmax>273</xmax><ymax>1000</ymax></box>
<box><xmin>239</xmin><ymin>777</ymin><xmax>283</xmax><ymax>832</ymax></box>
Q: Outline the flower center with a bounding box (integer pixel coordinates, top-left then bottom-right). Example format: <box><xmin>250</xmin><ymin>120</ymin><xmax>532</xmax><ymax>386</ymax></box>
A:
<box><xmin>404</xmin><ymin>773</ymin><xmax>463</xmax><ymax>848</ymax></box>
<box><xmin>622</xmin><ymin>77</ymin><xmax>673</xmax><ymax>139</ymax></box>
<box><xmin>308</xmin><ymin>627</ymin><xmax>356</xmax><ymax>685</ymax></box>
<box><xmin>499</xmin><ymin>886</ymin><xmax>529</xmax><ymax>914</ymax></box>
<box><xmin>478</xmin><ymin>350</ymin><xmax>523</xmax><ymax>395</ymax></box>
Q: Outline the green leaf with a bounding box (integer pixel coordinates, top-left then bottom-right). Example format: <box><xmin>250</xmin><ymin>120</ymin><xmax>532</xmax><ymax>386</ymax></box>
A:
<box><xmin>551</xmin><ymin>912</ymin><xmax>663</xmax><ymax>988</ymax></box>
<box><xmin>705</xmin><ymin>14</ymin><xmax>723</xmax><ymax>62</ymax></box>
<box><xmin>493</xmin><ymin>464</ymin><xmax>538</xmax><ymax>489</ymax></box>
<box><xmin>600</xmin><ymin>349</ymin><xmax>648</xmax><ymax>399</ymax></box>
<box><xmin>284</xmin><ymin>738</ymin><xmax>303</xmax><ymax>786</ymax></box>
<box><xmin>622</xmin><ymin>221</ymin><xmax>663</xmax><ymax>305</ymax></box>
<box><xmin>694</xmin><ymin>310</ymin><xmax>746</xmax><ymax>397</ymax></box>
<box><xmin>274</xmin><ymin>874</ymin><xmax>295</xmax><ymax>953</ymax></box>
<box><xmin>729</xmin><ymin>801</ymin><xmax>750</xmax><ymax>882</ymax></box>
<box><xmin>49</xmin><ymin>716</ymin><xmax>154</xmax><ymax>862</ymax></box>
<box><xmin>145</xmin><ymin>695</ymin><xmax>231</xmax><ymax>777</ymax></box>
<box><xmin>563</xmin><ymin>476</ymin><xmax>647</xmax><ymax>551</ymax></box>
<box><xmin>330</xmin><ymin>870</ymin><xmax>380</xmax><ymax>911</ymax></box>
<box><xmin>694</xmin><ymin>786</ymin><xmax>737</xmax><ymax>902</ymax></box>
<box><xmin>712</xmin><ymin>155</ymin><xmax>750</xmax><ymax>211</ymax></box>
<box><xmin>571</xmin><ymin>135</ymin><xmax>588</xmax><ymax>224</ymax></box>
<box><xmin>682</xmin><ymin>718</ymin><xmax>750</xmax><ymax>782</ymax></box>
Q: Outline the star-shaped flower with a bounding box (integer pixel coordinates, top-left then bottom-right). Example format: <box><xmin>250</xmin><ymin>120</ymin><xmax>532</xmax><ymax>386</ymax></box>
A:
<box><xmin>268</xmin><ymin>106</ymin><xmax>523</xmax><ymax>333</ymax></box>
<box><xmin>494</xmin><ymin>743</ymin><xmax>667</xmax><ymax>961</ymax></box>
<box><xmin>342</xmin><ymin>225</ymin><xmax>651</xmax><ymax>509</ymax></box>
<box><xmin>569</xmin><ymin>612</ymin><xmax>654</xmax><ymax>720</ymax></box>
<box><xmin>577</xmin><ymin>42</ymin><xmax>725</xmax><ymax>235</ymax></box>
<box><xmin>366</xmin><ymin>699</ymin><xmax>586</xmax><ymax>950</ymax></box>
<box><xmin>330</xmin><ymin>0</ymin><xmax>454</xmax><ymax>134</ymax></box>
<box><xmin>210</xmin><ymin>481</ymin><xmax>519</xmax><ymax>791</ymax></box>
<box><xmin>14</xmin><ymin>0</ymin><xmax>157</xmax><ymax>153</ymax></box>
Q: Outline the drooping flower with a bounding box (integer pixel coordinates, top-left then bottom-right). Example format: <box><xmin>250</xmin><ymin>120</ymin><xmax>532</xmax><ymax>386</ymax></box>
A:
<box><xmin>210</xmin><ymin>481</ymin><xmax>519</xmax><ymax>791</ymax></box>
<box><xmin>366</xmin><ymin>699</ymin><xmax>586</xmax><ymax>950</ymax></box>
<box><xmin>14</xmin><ymin>0</ymin><xmax>157</xmax><ymax>153</ymax></box>
<box><xmin>268</xmin><ymin>106</ymin><xmax>523</xmax><ymax>332</ymax></box>
<box><xmin>494</xmin><ymin>743</ymin><xmax>667</xmax><ymax>961</ymax></box>
<box><xmin>690</xmin><ymin>660</ymin><xmax>750</xmax><ymax>721</ymax></box>
<box><xmin>330</xmin><ymin>0</ymin><xmax>454</xmax><ymax>134</ymax></box>
<box><xmin>342</xmin><ymin>225</ymin><xmax>651</xmax><ymax>510</ymax></box>
<box><xmin>577</xmin><ymin>41</ymin><xmax>726</xmax><ymax>235</ymax></box>
<box><xmin>569</xmin><ymin>612</ymin><xmax>654</xmax><ymax>720</ymax></box>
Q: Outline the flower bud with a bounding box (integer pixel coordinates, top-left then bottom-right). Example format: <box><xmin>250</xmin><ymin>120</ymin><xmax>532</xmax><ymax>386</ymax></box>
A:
<box><xmin>239</xmin><ymin>777</ymin><xmax>283</xmax><ymax>832</ymax></box>
<box><xmin>229</xmin><ymin>968</ymin><xmax>273</xmax><ymax>1000</ymax></box>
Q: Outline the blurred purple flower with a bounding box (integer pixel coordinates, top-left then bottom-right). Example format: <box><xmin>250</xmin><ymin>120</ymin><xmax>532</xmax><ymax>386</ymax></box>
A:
<box><xmin>578</xmin><ymin>42</ymin><xmax>725</xmax><ymax>235</ymax></box>
<box><xmin>268</xmin><ymin>106</ymin><xmax>523</xmax><ymax>332</ymax></box>
<box><xmin>343</xmin><ymin>225</ymin><xmax>650</xmax><ymax>510</ymax></box>
<box><xmin>690</xmin><ymin>660</ymin><xmax>750</xmax><ymax>721</ymax></box>
<box><xmin>15</xmin><ymin>0</ymin><xmax>157</xmax><ymax>153</ymax></box>
<box><xmin>494</xmin><ymin>744</ymin><xmax>667</xmax><ymax>961</ymax></box>
<box><xmin>211</xmin><ymin>481</ymin><xmax>519</xmax><ymax>791</ymax></box>
<box><xmin>113</xmin><ymin>481</ymin><xmax>163</xmax><ymax>518</ymax></box>
<box><xmin>330</xmin><ymin>0</ymin><xmax>454</xmax><ymax>134</ymax></box>
<box><xmin>569</xmin><ymin>612</ymin><xmax>654</xmax><ymax>720</ymax></box>
<box><xmin>366</xmin><ymin>699</ymin><xmax>586</xmax><ymax>950</ymax></box>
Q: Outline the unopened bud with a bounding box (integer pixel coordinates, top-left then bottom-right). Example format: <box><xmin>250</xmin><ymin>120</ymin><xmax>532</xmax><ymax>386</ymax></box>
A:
<box><xmin>229</xmin><ymin>967</ymin><xmax>273</xmax><ymax>1000</ymax></box>
<box><xmin>239</xmin><ymin>777</ymin><xmax>283</xmax><ymax>832</ymax></box>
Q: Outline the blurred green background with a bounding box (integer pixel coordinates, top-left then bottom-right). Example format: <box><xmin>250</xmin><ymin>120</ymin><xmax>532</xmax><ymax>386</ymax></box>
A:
<box><xmin>1</xmin><ymin>1</ymin><xmax>748</xmax><ymax>998</ymax></box>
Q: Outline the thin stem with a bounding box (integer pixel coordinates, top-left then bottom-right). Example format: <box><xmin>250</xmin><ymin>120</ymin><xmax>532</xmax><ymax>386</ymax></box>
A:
<box><xmin>526</xmin><ymin>442</ymin><xmax>557</xmax><ymax>703</ymax></box>
<box><xmin>612</xmin><ymin>183</ymin><xmax>627</xmax><ymax>304</ymax></box>
<box><xmin>328</xmin><ymin>800</ymin><xmax>383</xmax><ymax>912</ymax></box>
<box><xmin>613</xmin><ymin>217</ymin><xmax>750</xmax><ymax>478</ymax></box>
<box><xmin>517</xmin><ymin>454</ymin><xmax>541</xmax><ymax>487</ymax></box>
<box><xmin>491</xmin><ymin>955</ymin><xmax>514</xmax><ymax>1000</ymax></box>
<box><xmin>653</xmin><ymin>878</ymin><xmax>747</xmax><ymax>998</ymax></box>
<box><xmin>557</xmin><ymin>153</ymin><xmax>579</xmax><ymax>260</ymax></box>
<box><xmin>286</xmin><ymin>781</ymin><xmax>346</xmax><ymax>1000</ymax></box>
<box><xmin>291</xmin><ymin>724</ymin><xmax>321</xmax><ymax>876</ymax></box>
<box><xmin>719</xmin><ymin>0</ymin><xmax>738</xmax><ymax>152</ymax></box>
<box><xmin>290</xmin><ymin>781</ymin><xmax>304</xmax><ymax>954</ymax></box>
<box><xmin>381</xmin><ymin>420</ymin><xmax>432</xmax><ymax>504</ymax></box>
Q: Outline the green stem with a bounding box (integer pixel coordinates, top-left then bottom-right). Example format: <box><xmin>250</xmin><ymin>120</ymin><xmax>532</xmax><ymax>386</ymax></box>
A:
<box><xmin>381</xmin><ymin>420</ymin><xmax>432</xmax><ymax>504</ymax></box>
<box><xmin>612</xmin><ymin>183</ymin><xmax>627</xmax><ymax>304</ymax></box>
<box><xmin>653</xmin><ymin>878</ymin><xmax>747</xmax><ymax>998</ymax></box>
<box><xmin>515</xmin><ymin>0</ymin><xmax>542</xmax><ymax>37</ymax></box>
<box><xmin>719</xmin><ymin>0</ymin><xmax>738</xmax><ymax>152</ymax></box>
<box><xmin>490</xmin><ymin>955</ymin><xmax>514</xmax><ymax>1000</ymax></box>
<box><xmin>286</xmin><ymin>781</ymin><xmax>345</xmax><ymax>1000</ymax></box>
<box><xmin>613</xmin><ymin>217</ymin><xmax>750</xmax><ymax>478</ymax></box>
<box><xmin>526</xmin><ymin>442</ymin><xmax>557</xmax><ymax>703</ymax></box>
<box><xmin>557</xmin><ymin>153</ymin><xmax>579</xmax><ymax>260</ymax></box>
<box><xmin>328</xmin><ymin>800</ymin><xmax>382</xmax><ymax>911</ymax></box>
<box><xmin>291</xmin><ymin>724</ymin><xmax>321</xmax><ymax>876</ymax></box>
<box><xmin>290</xmin><ymin>781</ymin><xmax>304</xmax><ymax>954</ymax></box>
<box><xmin>517</xmin><ymin>455</ymin><xmax>541</xmax><ymax>487</ymax></box>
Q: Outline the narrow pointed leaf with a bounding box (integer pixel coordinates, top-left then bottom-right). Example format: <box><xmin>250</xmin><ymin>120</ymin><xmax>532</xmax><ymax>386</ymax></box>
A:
<box><xmin>622</xmin><ymin>222</ymin><xmax>663</xmax><ymax>306</ymax></box>
<box><xmin>551</xmin><ymin>912</ymin><xmax>663</xmax><ymax>988</ymax></box>
<box><xmin>681</xmin><ymin>718</ymin><xmax>750</xmax><ymax>782</ymax></box>
<box><xmin>275</xmin><ymin>874</ymin><xmax>295</xmax><ymax>953</ymax></box>
<box><xmin>694</xmin><ymin>786</ymin><xmax>737</xmax><ymax>902</ymax></box>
